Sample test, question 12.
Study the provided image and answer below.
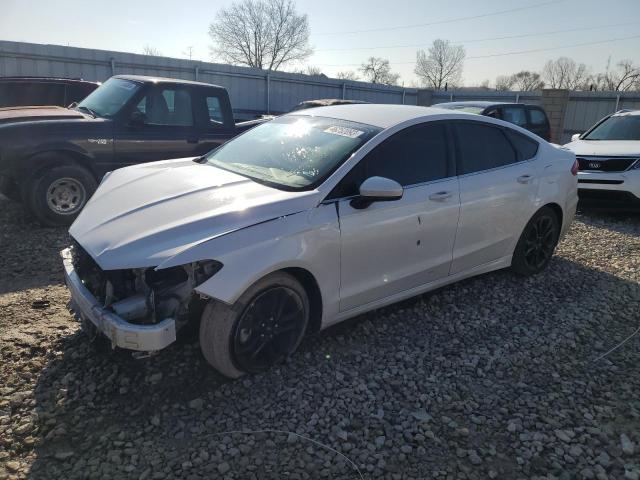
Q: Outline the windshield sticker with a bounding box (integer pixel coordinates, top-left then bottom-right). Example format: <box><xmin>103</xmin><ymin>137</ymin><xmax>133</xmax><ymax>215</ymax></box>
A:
<box><xmin>324</xmin><ymin>125</ymin><xmax>364</xmax><ymax>138</ymax></box>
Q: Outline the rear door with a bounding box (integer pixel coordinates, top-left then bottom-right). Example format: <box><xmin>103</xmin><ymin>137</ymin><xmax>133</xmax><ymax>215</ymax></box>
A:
<box><xmin>334</xmin><ymin>121</ymin><xmax>460</xmax><ymax>311</ymax></box>
<box><xmin>451</xmin><ymin>121</ymin><xmax>539</xmax><ymax>274</ymax></box>
<box><xmin>192</xmin><ymin>88</ymin><xmax>236</xmax><ymax>155</ymax></box>
<box><xmin>114</xmin><ymin>84</ymin><xmax>202</xmax><ymax>167</ymax></box>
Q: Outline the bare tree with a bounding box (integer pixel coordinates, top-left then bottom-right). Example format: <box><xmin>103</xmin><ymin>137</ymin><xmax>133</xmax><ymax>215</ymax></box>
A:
<box><xmin>142</xmin><ymin>45</ymin><xmax>162</xmax><ymax>56</ymax></box>
<box><xmin>414</xmin><ymin>39</ymin><xmax>465</xmax><ymax>90</ymax></box>
<box><xmin>209</xmin><ymin>0</ymin><xmax>312</xmax><ymax>71</ymax></box>
<box><xmin>359</xmin><ymin>57</ymin><xmax>400</xmax><ymax>85</ymax></box>
<box><xmin>336</xmin><ymin>70</ymin><xmax>359</xmax><ymax>81</ymax></box>
<box><xmin>495</xmin><ymin>75</ymin><xmax>515</xmax><ymax>91</ymax></box>
<box><xmin>510</xmin><ymin>71</ymin><xmax>544</xmax><ymax>91</ymax></box>
<box><xmin>543</xmin><ymin>57</ymin><xmax>589</xmax><ymax>90</ymax></box>
<box><xmin>304</xmin><ymin>65</ymin><xmax>323</xmax><ymax>76</ymax></box>
<box><xmin>593</xmin><ymin>58</ymin><xmax>640</xmax><ymax>91</ymax></box>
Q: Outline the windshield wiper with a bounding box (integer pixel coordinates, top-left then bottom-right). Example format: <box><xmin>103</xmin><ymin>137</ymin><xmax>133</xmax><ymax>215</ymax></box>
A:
<box><xmin>76</xmin><ymin>105</ymin><xmax>99</xmax><ymax>118</ymax></box>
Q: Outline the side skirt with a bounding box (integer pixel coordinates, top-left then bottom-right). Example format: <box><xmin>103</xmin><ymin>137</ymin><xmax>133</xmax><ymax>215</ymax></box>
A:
<box><xmin>324</xmin><ymin>255</ymin><xmax>513</xmax><ymax>328</ymax></box>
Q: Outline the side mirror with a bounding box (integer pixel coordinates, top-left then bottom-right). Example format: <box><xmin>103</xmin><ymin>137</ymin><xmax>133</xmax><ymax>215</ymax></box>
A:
<box><xmin>571</xmin><ymin>133</ymin><xmax>582</xmax><ymax>142</ymax></box>
<box><xmin>129</xmin><ymin>111</ymin><xmax>146</xmax><ymax>126</ymax></box>
<box><xmin>350</xmin><ymin>176</ymin><xmax>403</xmax><ymax>209</ymax></box>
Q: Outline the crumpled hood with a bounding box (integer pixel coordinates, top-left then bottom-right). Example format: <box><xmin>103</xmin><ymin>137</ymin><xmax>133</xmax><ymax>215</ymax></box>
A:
<box><xmin>0</xmin><ymin>105</ymin><xmax>86</xmax><ymax>125</ymax></box>
<box><xmin>564</xmin><ymin>140</ymin><xmax>640</xmax><ymax>157</ymax></box>
<box><xmin>70</xmin><ymin>158</ymin><xmax>318</xmax><ymax>270</ymax></box>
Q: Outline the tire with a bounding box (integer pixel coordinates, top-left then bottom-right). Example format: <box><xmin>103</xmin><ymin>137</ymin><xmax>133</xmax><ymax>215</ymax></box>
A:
<box><xmin>25</xmin><ymin>163</ymin><xmax>98</xmax><ymax>226</ymax></box>
<box><xmin>511</xmin><ymin>206</ymin><xmax>560</xmax><ymax>276</ymax></box>
<box><xmin>199</xmin><ymin>272</ymin><xmax>310</xmax><ymax>378</ymax></box>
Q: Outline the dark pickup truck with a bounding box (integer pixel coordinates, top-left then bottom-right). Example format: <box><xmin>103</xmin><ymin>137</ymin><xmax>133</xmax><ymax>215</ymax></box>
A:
<box><xmin>0</xmin><ymin>75</ymin><xmax>259</xmax><ymax>225</ymax></box>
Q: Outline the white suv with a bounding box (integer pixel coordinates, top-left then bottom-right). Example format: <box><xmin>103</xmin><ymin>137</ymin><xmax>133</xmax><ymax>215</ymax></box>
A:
<box><xmin>565</xmin><ymin>109</ymin><xmax>640</xmax><ymax>209</ymax></box>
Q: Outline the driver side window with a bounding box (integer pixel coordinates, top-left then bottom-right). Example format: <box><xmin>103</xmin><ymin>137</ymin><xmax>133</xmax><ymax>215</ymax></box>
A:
<box><xmin>328</xmin><ymin>122</ymin><xmax>451</xmax><ymax>199</ymax></box>
<box><xmin>134</xmin><ymin>87</ymin><xmax>193</xmax><ymax>126</ymax></box>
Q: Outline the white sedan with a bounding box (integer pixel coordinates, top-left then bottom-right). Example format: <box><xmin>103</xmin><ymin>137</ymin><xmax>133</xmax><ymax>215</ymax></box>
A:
<box><xmin>62</xmin><ymin>104</ymin><xmax>578</xmax><ymax>378</ymax></box>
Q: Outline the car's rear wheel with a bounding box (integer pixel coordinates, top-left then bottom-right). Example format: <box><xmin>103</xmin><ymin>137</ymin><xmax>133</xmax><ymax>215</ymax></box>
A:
<box><xmin>512</xmin><ymin>206</ymin><xmax>560</xmax><ymax>276</ymax></box>
<box><xmin>25</xmin><ymin>163</ymin><xmax>97</xmax><ymax>226</ymax></box>
<box><xmin>199</xmin><ymin>272</ymin><xmax>309</xmax><ymax>378</ymax></box>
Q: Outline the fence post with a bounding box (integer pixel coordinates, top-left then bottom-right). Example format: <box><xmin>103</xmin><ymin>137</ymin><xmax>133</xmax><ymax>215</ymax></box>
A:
<box><xmin>614</xmin><ymin>94</ymin><xmax>620</xmax><ymax>112</ymax></box>
<box><xmin>540</xmin><ymin>89</ymin><xmax>570</xmax><ymax>144</ymax></box>
<box><xmin>402</xmin><ymin>89</ymin><xmax>406</xmax><ymax>105</ymax></box>
<box><xmin>515</xmin><ymin>93</ymin><xmax>520</xmax><ymax>104</ymax></box>
<box><xmin>110</xmin><ymin>58</ymin><xmax>115</xmax><ymax>76</ymax></box>
<box><xmin>195</xmin><ymin>65</ymin><xmax>199</xmax><ymax>81</ymax></box>
<box><xmin>342</xmin><ymin>83</ymin><xmax>346</xmax><ymax>100</ymax></box>
<box><xmin>266</xmin><ymin>73</ymin><xmax>271</xmax><ymax>114</ymax></box>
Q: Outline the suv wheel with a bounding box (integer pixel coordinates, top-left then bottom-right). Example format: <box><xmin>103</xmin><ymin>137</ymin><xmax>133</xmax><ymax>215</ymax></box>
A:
<box><xmin>26</xmin><ymin>164</ymin><xmax>97</xmax><ymax>226</ymax></box>
<box><xmin>199</xmin><ymin>272</ymin><xmax>310</xmax><ymax>378</ymax></box>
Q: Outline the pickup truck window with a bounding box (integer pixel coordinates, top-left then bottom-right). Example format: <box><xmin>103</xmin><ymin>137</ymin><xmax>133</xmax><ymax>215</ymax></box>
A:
<box><xmin>205</xmin><ymin>116</ymin><xmax>381</xmax><ymax>190</ymax></box>
<box><xmin>135</xmin><ymin>87</ymin><xmax>194</xmax><ymax>126</ymax></box>
<box><xmin>206</xmin><ymin>96</ymin><xmax>224</xmax><ymax>125</ymax></box>
<box><xmin>77</xmin><ymin>78</ymin><xmax>141</xmax><ymax>118</ymax></box>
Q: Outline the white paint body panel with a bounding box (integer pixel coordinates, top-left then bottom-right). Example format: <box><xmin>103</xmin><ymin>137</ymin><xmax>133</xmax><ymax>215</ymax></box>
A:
<box><xmin>564</xmin><ymin>139</ymin><xmax>640</xmax><ymax>198</ymax></box>
<box><xmin>68</xmin><ymin>105</ymin><xmax>578</xmax><ymax>335</ymax></box>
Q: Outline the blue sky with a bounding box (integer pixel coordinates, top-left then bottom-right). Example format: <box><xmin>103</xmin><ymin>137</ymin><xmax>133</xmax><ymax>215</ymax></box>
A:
<box><xmin>2</xmin><ymin>0</ymin><xmax>639</xmax><ymax>86</ymax></box>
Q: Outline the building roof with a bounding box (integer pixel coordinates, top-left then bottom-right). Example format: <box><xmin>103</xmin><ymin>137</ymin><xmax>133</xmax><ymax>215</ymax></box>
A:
<box><xmin>288</xmin><ymin>103</ymin><xmax>465</xmax><ymax>128</ymax></box>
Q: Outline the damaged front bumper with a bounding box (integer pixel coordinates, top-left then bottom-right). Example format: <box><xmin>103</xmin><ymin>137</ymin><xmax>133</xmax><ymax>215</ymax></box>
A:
<box><xmin>61</xmin><ymin>248</ymin><xmax>177</xmax><ymax>351</ymax></box>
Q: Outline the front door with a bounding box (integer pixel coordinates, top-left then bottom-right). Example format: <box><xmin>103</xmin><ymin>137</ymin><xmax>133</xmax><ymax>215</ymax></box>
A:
<box><xmin>114</xmin><ymin>85</ymin><xmax>201</xmax><ymax>167</ymax></box>
<box><xmin>451</xmin><ymin>121</ymin><xmax>539</xmax><ymax>274</ymax></box>
<box><xmin>335</xmin><ymin>122</ymin><xmax>460</xmax><ymax>312</ymax></box>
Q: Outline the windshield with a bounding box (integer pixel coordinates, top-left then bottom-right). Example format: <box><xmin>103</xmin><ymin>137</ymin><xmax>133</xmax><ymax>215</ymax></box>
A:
<box><xmin>583</xmin><ymin>115</ymin><xmax>640</xmax><ymax>140</ymax></box>
<box><xmin>77</xmin><ymin>78</ymin><xmax>141</xmax><ymax>118</ymax></box>
<box><xmin>437</xmin><ymin>104</ymin><xmax>485</xmax><ymax>115</ymax></box>
<box><xmin>205</xmin><ymin>116</ymin><xmax>381</xmax><ymax>189</ymax></box>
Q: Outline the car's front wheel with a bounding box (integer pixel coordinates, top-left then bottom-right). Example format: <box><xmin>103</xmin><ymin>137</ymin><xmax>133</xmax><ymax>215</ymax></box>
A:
<box><xmin>511</xmin><ymin>206</ymin><xmax>560</xmax><ymax>276</ymax></box>
<box><xmin>199</xmin><ymin>272</ymin><xmax>310</xmax><ymax>378</ymax></box>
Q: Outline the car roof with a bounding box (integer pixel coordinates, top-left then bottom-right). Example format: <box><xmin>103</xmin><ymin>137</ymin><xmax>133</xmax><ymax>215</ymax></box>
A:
<box><xmin>113</xmin><ymin>75</ymin><xmax>225</xmax><ymax>89</ymax></box>
<box><xmin>436</xmin><ymin>101</ymin><xmax>538</xmax><ymax>109</ymax></box>
<box><xmin>288</xmin><ymin>104</ymin><xmax>471</xmax><ymax>129</ymax></box>
<box><xmin>0</xmin><ymin>76</ymin><xmax>98</xmax><ymax>85</ymax></box>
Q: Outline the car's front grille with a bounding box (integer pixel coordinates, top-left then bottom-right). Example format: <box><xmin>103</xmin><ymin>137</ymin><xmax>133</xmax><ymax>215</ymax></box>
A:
<box><xmin>577</xmin><ymin>156</ymin><xmax>638</xmax><ymax>172</ymax></box>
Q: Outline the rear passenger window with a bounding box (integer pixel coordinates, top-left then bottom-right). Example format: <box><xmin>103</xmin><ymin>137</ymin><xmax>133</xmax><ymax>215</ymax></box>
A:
<box><xmin>501</xmin><ymin>107</ymin><xmax>527</xmax><ymax>127</ymax></box>
<box><xmin>455</xmin><ymin>123</ymin><xmax>517</xmax><ymax>174</ymax></box>
<box><xmin>363</xmin><ymin>123</ymin><xmax>449</xmax><ymax>186</ymax></box>
<box><xmin>529</xmin><ymin>108</ymin><xmax>548</xmax><ymax>126</ymax></box>
<box><xmin>504</xmin><ymin>129</ymin><xmax>538</xmax><ymax>160</ymax></box>
<box><xmin>206</xmin><ymin>96</ymin><xmax>224</xmax><ymax>125</ymax></box>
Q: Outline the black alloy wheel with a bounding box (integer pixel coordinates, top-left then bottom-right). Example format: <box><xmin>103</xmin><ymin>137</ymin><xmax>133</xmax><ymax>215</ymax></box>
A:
<box><xmin>232</xmin><ymin>286</ymin><xmax>307</xmax><ymax>373</ymax></box>
<box><xmin>522</xmin><ymin>214</ymin><xmax>557</xmax><ymax>270</ymax></box>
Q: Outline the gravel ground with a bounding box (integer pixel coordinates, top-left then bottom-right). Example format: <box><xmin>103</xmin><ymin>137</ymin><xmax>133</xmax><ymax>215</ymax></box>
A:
<box><xmin>1</xmin><ymin>198</ymin><xmax>639</xmax><ymax>480</ymax></box>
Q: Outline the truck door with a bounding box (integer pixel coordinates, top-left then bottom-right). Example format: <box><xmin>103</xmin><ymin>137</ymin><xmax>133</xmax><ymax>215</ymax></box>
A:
<box><xmin>113</xmin><ymin>84</ymin><xmax>202</xmax><ymax>167</ymax></box>
<box><xmin>192</xmin><ymin>88</ymin><xmax>237</xmax><ymax>156</ymax></box>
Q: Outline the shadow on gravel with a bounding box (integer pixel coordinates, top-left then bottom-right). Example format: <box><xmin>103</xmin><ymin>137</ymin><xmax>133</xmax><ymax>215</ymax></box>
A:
<box><xmin>0</xmin><ymin>199</ymin><xmax>69</xmax><ymax>295</ymax></box>
<box><xmin>577</xmin><ymin>208</ymin><xmax>640</xmax><ymax>235</ymax></box>
<box><xmin>21</xmin><ymin>251</ymin><xmax>640</xmax><ymax>479</ymax></box>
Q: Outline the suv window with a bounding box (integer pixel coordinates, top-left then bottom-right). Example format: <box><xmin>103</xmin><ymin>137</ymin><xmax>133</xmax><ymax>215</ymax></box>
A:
<box><xmin>502</xmin><ymin>106</ymin><xmax>527</xmax><ymax>127</ymax></box>
<box><xmin>135</xmin><ymin>87</ymin><xmax>193</xmax><ymax>126</ymax></box>
<box><xmin>328</xmin><ymin>123</ymin><xmax>450</xmax><ymax>199</ymax></box>
<box><xmin>455</xmin><ymin>123</ymin><xmax>517</xmax><ymax>174</ymax></box>
<box><xmin>504</xmin><ymin>129</ymin><xmax>538</xmax><ymax>160</ymax></box>
<box><xmin>0</xmin><ymin>82</ymin><xmax>65</xmax><ymax>107</ymax></box>
<box><xmin>529</xmin><ymin>108</ymin><xmax>548</xmax><ymax>126</ymax></box>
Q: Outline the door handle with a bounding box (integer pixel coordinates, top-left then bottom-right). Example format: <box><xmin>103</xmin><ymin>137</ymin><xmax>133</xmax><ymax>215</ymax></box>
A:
<box><xmin>517</xmin><ymin>175</ymin><xmax>533</xmax><ymax>184</ymax></box>
<box><xmin>428</xmin><ymin>191</ymin><xmax>453</xmax><ymax>202</ymax></box>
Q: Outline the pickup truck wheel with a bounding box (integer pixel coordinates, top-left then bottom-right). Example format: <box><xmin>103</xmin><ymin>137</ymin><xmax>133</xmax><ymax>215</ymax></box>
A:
<box><xmin>27</xmin><ymin>165</ymin><xmax>97</xmax><ymax>226</ymax></box>
<box><xmin>199</xmin><ymin>272</ymin><xmax>310</xmax><ymax>378</ymax></box>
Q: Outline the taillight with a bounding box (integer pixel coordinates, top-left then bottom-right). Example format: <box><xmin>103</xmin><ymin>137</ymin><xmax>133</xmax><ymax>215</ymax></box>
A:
<box><xmin>571</xmin><ymin>159</ymin><xmax>579</xmax><ymax>176</ymax></box>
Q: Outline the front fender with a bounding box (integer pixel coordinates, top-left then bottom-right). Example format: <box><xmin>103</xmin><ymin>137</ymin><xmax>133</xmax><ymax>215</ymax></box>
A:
<box><xmin>163</xmin><ymin>206</ymin><xmax>341</xmax><ymax>326</ymax></box>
